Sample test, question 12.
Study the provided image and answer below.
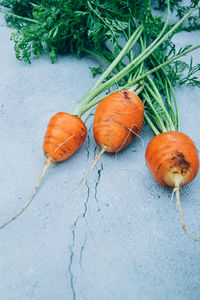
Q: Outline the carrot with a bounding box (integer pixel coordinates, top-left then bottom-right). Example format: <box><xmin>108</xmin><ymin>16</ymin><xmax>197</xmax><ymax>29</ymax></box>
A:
<box><xmin>145</xmin><ymin>131</ymin><xmax>199</xmax><ymax>241</ymax></box>
<box><xmin>93</xmin><ymin>91</ymin><xmax>144</xmax><ymax>152</ymax></box>
<box><xmin>0</xmin><ymin>31</ymin><xmax>143</xmax><ymax>229</ymax></box>
<box><xmin>43</xmin><ymin>113</ymin><xmax>87</xmax><ymax>162</ymax></box>
<box><xmin>0</xmin><ymin>113</ymin><xmax>87</xmax><ymax>229</ymax></box>
<box><xmin>145</xmin><ymin>132</ymin><xmax>199</xmax><ymax>188</ymax></box>
<box><xmin>139</xmin><ymin>61</ymin><xmax>200</xmax><ymax>241</ymax></box>
<box><xmin>2</xmin><ymin>88</ymin><xmax>141</xmax><ymax>227</ymax></box>
<box><xmin>1</xmin><ymin>4</ymin><xmax>199</xmax><ymax>229</ymax></box>
<box><xmin>0</xmin><ymin>89</ymin><xmax>143</xmax><ymax>228</ymax></box>
<box><xmin>79</xmin><ymin>90</ymin><xmax>144</xmax><ymax>184</ymax></box>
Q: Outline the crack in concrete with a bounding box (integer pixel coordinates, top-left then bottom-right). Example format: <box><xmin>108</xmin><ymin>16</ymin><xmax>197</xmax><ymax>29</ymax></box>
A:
<box><xmin>93</xmin><ymin>144</ymin><xmax>98</xmax><ymax>158</ymax></box>
<box><xmin>94</xmin><ymin>163</ymin><xmax>103</xmax><ymax>212</ymax></box>
<box><xmin>67</xmin><ymin>180</ymin><xmax>91</xmax><ymax>299</ymax></box>
<box><xmin>79</xmin><ymin>236</ymin><xmax>87</xmax><ymax>269</ymax></box>
<box><xmin>86</xmin><ymin>126</ymin><xmax>92</xmax><ymax>160</ymax></box>
<box><xmin>83</xmin><ymin>180</ymin><xmax>90</xmax><ymax>219</ymax></box>
<box><xmin>68</xmin><ymin>218</ymin><xmax>79</xmax><ymax>300</ymax></box>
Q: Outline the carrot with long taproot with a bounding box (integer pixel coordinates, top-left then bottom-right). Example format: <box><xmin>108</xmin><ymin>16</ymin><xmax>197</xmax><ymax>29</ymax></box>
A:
<box><xmin>0</xmin><ymin>113</ymin><xmax>87</xmax><ymax>229</ymax></box>
<box><xmin>145</xmin><ymin>132</ymin><xmax>199</xmax><ymax>241</ymax></box>
<box><xmin>142</xmin><ymin>71</ymin><xmax>200</xmax><ymax>241</ymax></box>
<box><xmin>145</xmin><ymin>132</ymin><xmax>199</xmax><ymax>189</ymax></box>
<box><xmin>128</xmin><ymin>23</ymin><xmax>200</xmax><ymax>241</ymax></box>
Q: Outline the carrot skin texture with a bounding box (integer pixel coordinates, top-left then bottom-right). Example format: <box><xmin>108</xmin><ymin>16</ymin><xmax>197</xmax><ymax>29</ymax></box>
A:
<box><xmin>93</xmin><ymin>91</ymin><xmax>144</xmax><ymax>153</ymax></box>
<box><xmin>145</xmin><ymin>131</ymin><xmax>199</xmax><ymax>187</ymax></box>
<box><xmin>43</xmin><ymin>112</ymin><xmax>87</xmax><ymax>162</ymax></box>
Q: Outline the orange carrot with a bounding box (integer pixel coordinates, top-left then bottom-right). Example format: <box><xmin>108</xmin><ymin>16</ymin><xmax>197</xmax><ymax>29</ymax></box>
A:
<box><xmin>0</xmin><ymin>28</ymin><xmax>145</xmax><ymax>229</ymax></box>
<box><xmin>93</xmin><ymin>91</ymin><xmax>144</xmax><ymax>152</ymax></box>
<box><xmin>79</xmin><ymin>90</ymin><xmax>144</xmax><ymax>184</ymax></box>
<box><xmin>145</xmin><ymin>132</ymin><xmax>199</xmax><ymax>188</ymax></box>
<box><xmin>0</xmin><ymin>113</ymin><xmax>87</xmax><ymax>229</ymax></box>
<box><xmin>145</xmin><ymin>131</ymin><xmax>199</xmax><ymax>241</ymax></box>
<box><xmin>43</xmin><ymin>112</ymin><xmax>87</xmax><ymax>162</ymax></box>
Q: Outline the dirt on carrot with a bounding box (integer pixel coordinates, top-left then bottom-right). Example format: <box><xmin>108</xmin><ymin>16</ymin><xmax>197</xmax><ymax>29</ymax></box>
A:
<box><xmin>145</xmin><ymin>131</ymin><xmax>199</xmax><ymax>242</ymax></box>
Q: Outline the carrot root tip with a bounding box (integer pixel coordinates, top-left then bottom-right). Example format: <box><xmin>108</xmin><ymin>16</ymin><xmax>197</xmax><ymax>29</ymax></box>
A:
<box><xmin>174</xmin><ymin>185</ymin><xmax>200</xmax><ymax>242</ymax></box>
<box><xmin>0</xmin><ymin>156</ymin><xmax>54</xmax><ymax>230</ymax></box>
<box><xmin>78</xmin><ymin>148</ymin><xmax>105</xmax><ymax>186</ymax></box>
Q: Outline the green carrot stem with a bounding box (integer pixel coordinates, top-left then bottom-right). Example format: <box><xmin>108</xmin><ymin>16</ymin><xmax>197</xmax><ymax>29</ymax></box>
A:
<box><xmin>144</xmin><ymin>111</ymin><xmax>161</xmax><ymax>136</ymax></box>
<box><xmin>143</xmin><ymin>89</ymin><xmax>168</xmax><ymax>132</ymax></box>
<box><xmin>82</xmin><ymin>48</ymin><xmax>110</xmax><ymax>65</ymax></box>
<box><xmin>90</xmin><ymin>5</ymin><xmax>199</xmax><ymax>98</ymax></box>
<box><xmin>76</xmin><ymin>94</ymin><xmax>106</xmax><ymax>116</ymax></box>
<box><xmin>149</xmin><ymin>54</ymin><xmax>178</xmax><ymax>130</ymax></box>
<box><xmin>74</xmin><ymin>4</ymin><xmax>199</xmax><ymax>118</ymax></box>
<box><xmin>88</xmin><ymin>24</ymin><xmax>143</xmax><ymax>93</ymax></box>
<box><xmin>144</xmin><ymin>84</ymin><xmax>170</xmax><ymax>131</ymax></box>
<box><xmin>0</xmin><ymin>8</ymin><xmax>38</xmax><ymax>23</ymax></box>
<box><xmin>75</xmin><ymin>43</ymin><xmax>200</xmax><ymax>117</ymax></box>
<box><xmin>145</xmin><ymin>77</ymin><xmax>175</xmax><ymax>131</ymax></box>
<box><xmin>88</xmin><ymin>0</ymin><xmax>170</xmax><ymax>94</ymax></box>
<box><xmin>164</xmin><ymin>80</ymin><xmax>176</xmax><ymax>126</ymax></box>
<box><xmin>72</xmin><ymin>25</ymin><xmax>143</xmax><ymax>115</ymax></box>
<box><xmin>122</xmin><ymin>44</ymin><xmax>200</xmax><ymax>90</ymax></box>
<box><xmin>165</xmin><ymin>78</ymin><xmax>180</xmax><ymax>131</ymax></box>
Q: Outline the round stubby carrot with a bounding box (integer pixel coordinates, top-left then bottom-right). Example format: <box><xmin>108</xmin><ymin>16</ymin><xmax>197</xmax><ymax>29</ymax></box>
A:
<box><xmin>145</xmin><ymin>131</ymin><xmax>199</xmax><ymax>188</ymax></box>
<box><xmin>145</xmin><ymin>131</ymin><xmax>199</xmax><ymax>241</ymax></box>
<box><xmin>79</xmin><ymin>90</ymin><xmax>144</xmax><ymax>185</ymax></box>
<box><xmin>0</xmin><ymin>112</ymin><xmax>87</xmax><ymax>229</ymax></box>
<box><xmin>43</xmin><ymin>112</ymin><xmax>87</xmax><ymax>162</ymax></box>
<box><xmin>93</xmin><ymin>90</ymin><xmax>144</xmax><ymax>153</ymax></box>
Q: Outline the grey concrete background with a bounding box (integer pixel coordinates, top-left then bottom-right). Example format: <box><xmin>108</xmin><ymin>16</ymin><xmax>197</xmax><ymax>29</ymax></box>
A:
<box><xmin>0</xmin><ymin>11</ymin><xmax>200</xmax><ymax>300</ymax></box>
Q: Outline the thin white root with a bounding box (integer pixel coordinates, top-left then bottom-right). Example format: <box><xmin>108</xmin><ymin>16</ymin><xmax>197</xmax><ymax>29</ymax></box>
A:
<box><xmin>174</xmin><ymin>186</ymin><xmax>200</xmax><ymax>242</ymax></box>
<box><xmin>170</xmin><ymin>188</ymin><xmax>176</xmax><ymax>204</ymax></box>
<box><xmin>128</xmin><ymin>127</ymin><xmax>144</xmax><ymax>148</ymax></box>
<box><xmin>78</xmin><ymin>148</ymin><xmax>105</xmax><ymax>186</ymax></box>
<box><xmin>0</xmin><ymin>156</ymin><xmax>54</xmax><ymax>230</ymax></box>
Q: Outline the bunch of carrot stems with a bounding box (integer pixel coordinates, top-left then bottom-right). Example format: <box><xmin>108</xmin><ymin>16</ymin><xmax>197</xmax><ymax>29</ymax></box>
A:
<box><xmin>72</xmin><ymin>5</ymin><xmax>200</xmax><ymax>119</ymax></box>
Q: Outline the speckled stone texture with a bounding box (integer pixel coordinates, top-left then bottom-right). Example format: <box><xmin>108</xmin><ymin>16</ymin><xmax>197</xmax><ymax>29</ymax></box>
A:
<box><xmin>0</xmin><ymin>10</ymin><xmax>200</xmax><ymax>300</ymax></box>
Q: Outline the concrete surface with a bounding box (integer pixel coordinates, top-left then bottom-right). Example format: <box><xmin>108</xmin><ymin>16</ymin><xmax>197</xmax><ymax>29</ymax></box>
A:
<box><xmin>0</xmin><ymin>11</ymin><xmax>200</xmax><ymax>300</ymax></box>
